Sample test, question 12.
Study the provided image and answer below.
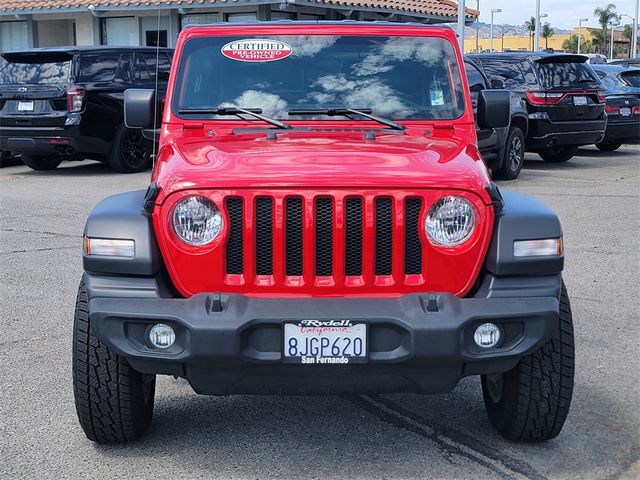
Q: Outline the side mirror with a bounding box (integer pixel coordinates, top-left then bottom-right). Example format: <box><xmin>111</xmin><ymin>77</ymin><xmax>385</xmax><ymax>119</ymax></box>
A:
<box><xmin>490</xmin><ymin>78</ymin><xmax>505</xmax><ymax>89</ymax></box>
<box><xmin>477</xmin><ymin>90</ymin><xmax>510</xmax><ymax>129</ymax></box>
<box><xmin>124</xmin><ymin>89</ymin><xmax>156</xmax><ymax>128</ymax></box>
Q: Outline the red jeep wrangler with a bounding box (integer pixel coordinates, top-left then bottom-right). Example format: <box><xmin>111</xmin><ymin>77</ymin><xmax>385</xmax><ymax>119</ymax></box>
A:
<box><xmin>73</xmin><ymin>22</ymin><xmax>574</xmax><ymax>444</ymax></box>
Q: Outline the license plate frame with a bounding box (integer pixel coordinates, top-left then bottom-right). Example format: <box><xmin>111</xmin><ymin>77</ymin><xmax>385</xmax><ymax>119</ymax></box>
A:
<box><xmin>620</xmin><ymin>107</ymin><xmax>632</xmax><ymax>117</ymax></box>
<box><xmin>573</xmin><ymin>96</ymin><xmax>588</xmax><ymax>106</ymax></box>
<box><xmin>17</xmin><ymin>101</ymin><xmax>34</xmax><ymax>112</ymax></box>
<box><xmin>281</xmin><ymin>320</ymin><xmax>368</xmax><ymax>364</ymax></box>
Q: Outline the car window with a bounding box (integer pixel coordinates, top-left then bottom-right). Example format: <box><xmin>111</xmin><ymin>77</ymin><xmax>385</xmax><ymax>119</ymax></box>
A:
<box><xmin>534</xmin><ymin>61</ymin><xmax>600</xmax><ymax>89</ymax></box>
<box><xmin>135</xmin><ymin>52</ymin><xmax>172</xmax><ymax>82</ymax></box>
<box><xmin>79</xmin><ymin>52</ymin><xmax>131</xmax><ymax>83</ymax></box>
<box><xmin>479</xmin><ymin>59</ymin><xmax>526</xmax><ymax>88</ymax></box>
<box><xmin>620</xmin><ymin>70</ymin><xmax>640</xmax><ymax>87</ymax></box>
<box><xmin>173</xmin><ymin>35</ymin><xmax>466</xmax><ymax>121</ymax></box>
<box><xmin>465</xmin><ymin>62</ymin><xmax>487</xmax><ymax>95</ymax></box>
<box><xmin>0</xmin><ymin>54</ymin><xmax>71</xmax><ymax>85</ymax></box>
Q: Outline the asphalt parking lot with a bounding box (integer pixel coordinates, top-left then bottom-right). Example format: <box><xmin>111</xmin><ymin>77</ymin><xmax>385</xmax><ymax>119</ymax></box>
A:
<box><xmin>0</xmin><ymin>146</ymin><xmax>638</xmax><ymax>480</ymax></box>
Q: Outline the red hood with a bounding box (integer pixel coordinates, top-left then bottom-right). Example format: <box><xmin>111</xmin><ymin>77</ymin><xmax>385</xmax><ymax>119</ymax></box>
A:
<box><xmin>152</xmin><ymin>128</ymin><xmax>492</xmax><ymax>204</ymax></box>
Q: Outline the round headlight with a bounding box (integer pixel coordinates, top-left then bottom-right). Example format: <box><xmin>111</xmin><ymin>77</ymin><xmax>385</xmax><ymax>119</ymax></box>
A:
<box><xmin>172</xmin><ymin>195</ymin><xmax>223</xmax><ymax>246</ymax></box>
<box><xmin>425</xmin><ymin>195</ymin><xmax>476</xmax><ymax>246</ymax></box>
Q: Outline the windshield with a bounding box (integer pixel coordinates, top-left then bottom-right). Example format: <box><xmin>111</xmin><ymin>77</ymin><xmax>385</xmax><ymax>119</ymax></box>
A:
<box><xmin>534</xmin><ymin>61</ymin><xmax>600</xmax><ymax>89</ymax></box>
<box><xmin>620</xmin><ymin>70</ymin><xmax>640</xmax><ymax>88</ymax></box>
<box><xmin>173</xmin><ymin>35</ymin><xmax>465</xmax><ymax>121</ymax></box>
<box><xmin>0</xmin><ymin>56</ymin><xmax>71</xmax><ymax>86</ymax></box>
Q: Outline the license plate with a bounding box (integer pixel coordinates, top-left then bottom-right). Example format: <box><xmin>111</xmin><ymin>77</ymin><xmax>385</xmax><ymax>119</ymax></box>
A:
<box><xmin>620</xmin><ymin>107</ymin><xmax>632</xmax><ymax>117</ymax></box>
<box><xmin>573</xmin><ymin>96</ymin><xmax>588</xmax><ymax>106</ymax></box>
<box><xmin>17</xmin><ymin>101</ymin><xmax>34</xmax><ymax>112</ymax></box>
<box><xmin>282</xmin><ymin>320</ymin><xmax>367</xmax><ymax>364</ymax></box>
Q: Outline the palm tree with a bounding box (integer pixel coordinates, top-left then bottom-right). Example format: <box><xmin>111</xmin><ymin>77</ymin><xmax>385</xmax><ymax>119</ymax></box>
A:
<box><xmin>541</xmin><ymin>23</ymin><xmax>555</xmax><ymax>49</ymax></box>
<box><xmin>591</xmin><ymin>29</ymin><xmax>607</xmax><ymax>53</ymax></box>
<box><xmin>622</xmin><ymin>24</ymin><xmax>634</xmax><ymax>58</ymax></box>
<box><xmin>594</xmin><ymin>4</ymin><xmax>621</xmax><ymax>55</ymax></box>
<box><xmin>525</xmin><ymin>16</ymin><xmax>536</xmax><ymax>51</ymax></box>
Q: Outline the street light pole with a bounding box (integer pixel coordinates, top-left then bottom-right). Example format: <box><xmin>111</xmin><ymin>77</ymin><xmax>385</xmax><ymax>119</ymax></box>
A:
<box><xmin>490</xmin><ymin>8</ymin><xmax>501</xmax><ymax>52</ymax></box>
<box><xmin>534</xmin><ymin>0</ymin><xmax>541</xmax><ymax>51</ymax></box>
<box><xmin>610</xmin><ymin>22</ymin><xmax>615</xmax><ymax>59</ymax></box>
<box><xmin>457</xmin><ymin>0</ymin><xmax>466</xmax><ymax>52</ymax></box>
<box><xmin>577</xmin><ymin>18</ymin><xmax>588</xmax><ymax>54</ymax></box>
<box><xmin>475</xmin><ymin>0</ymin><xmax>480</xmax><ymax>53</ymax></box>
<box><xmin>633</xmin><ymin>0</ymin><xmax>639</xmax><ymax>58</ymax></box>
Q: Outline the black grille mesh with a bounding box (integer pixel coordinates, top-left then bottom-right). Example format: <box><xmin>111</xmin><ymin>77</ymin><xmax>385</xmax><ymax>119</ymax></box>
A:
<box><xmin>255</xmin><ymin>197</ymin><xmax>273</xmax><ymax>275</ymax></box>
<box><xmin>345</xmin><ymin>197</ymin><xmax>363</xmax><ymax>276</ymax></box>
<box><xmin>404</xmin><ymin>198</ymin><xmax>423</xmax><ymax>275</ymax></box>
<box><xmin>375</xmin><ymin>198</ymin><xmax>393</xmax><ymax>275</ymax></box>
<box><xmin>285</xmin><ymin>197</ymin><xmax>304</xmax><ymax>276</ymax></box>
<box><xmin>315</xmin><ymin>197</ymin><xmax>333</xmax><ymax>276</ymax></box>
<box><xmin>225</xmin><ymin>197</ymin><xmax>244</xmax><ymax>274</ymax></box>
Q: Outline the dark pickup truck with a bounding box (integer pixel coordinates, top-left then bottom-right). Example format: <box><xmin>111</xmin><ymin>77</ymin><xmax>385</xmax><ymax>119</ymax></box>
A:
<box><xmin>0</xmin><ymin>46</ymin><xmax>172</xmax><ymax>172</ymax></box>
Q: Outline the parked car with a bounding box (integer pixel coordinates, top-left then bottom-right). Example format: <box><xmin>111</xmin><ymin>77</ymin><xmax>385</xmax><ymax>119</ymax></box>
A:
<box><xmin>590</xmin><ymin>64</ymin><xmax>640</xmax><ymax>151</ymax></box>
<box><xmin>73</xmin><ymin>22</ymin><xmax>574</xmax><ymax>444</ymax></box>
<box><xmin>464</xmin><ymin>58</ymin><xmax>528</xmax><ymax>179</ymax></box>
<box><xmin>582</xmin><ymin>53</ymin><xmax>608</xmax><ymax>65</ymax></box>
<box><xmin>607</xmin><ymin>58</ymin><xmax>640</xmax><ymax>67</ymax></box>
<box><xmin>0</xmin><ymin>46</ymin><xmax>173</xmax><ymax>172</ymax></box>
<box><xmin>468</xmin><ymin>52</ymin><xmax>606</xmax><ymax>163</ymax></box>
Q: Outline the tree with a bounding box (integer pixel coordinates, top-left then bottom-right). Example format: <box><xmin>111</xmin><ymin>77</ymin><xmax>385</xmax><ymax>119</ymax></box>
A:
<box><xmin>541</xmin><ymin>23</ymin><xmax>555</xmax><ymax>49</ymax></box>
<box><xmin>594</xmin><ymin>4</ymin><xmax>621</xmax><ymax>55</ymax></box>
<box><xmin>525</xmin><ymin>16</ymin><xmax>536</xmax><ymax>51</ymax></box>
<box><xmin>562</xmin><ymin>34</ymin><xmax>594</xmax><ymax>53</ymax></box>
<box><xmin>591</xmin><ymin>29</ymin><xmax>607</xmax><ymax>53</ymax></box>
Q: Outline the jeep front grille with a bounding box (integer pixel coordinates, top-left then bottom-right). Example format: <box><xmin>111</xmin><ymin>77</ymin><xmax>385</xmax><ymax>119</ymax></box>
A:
<box><xmin>224</xmin><ymin>192</ymin><xmax>426</xmax><ymax>288</ymax></box>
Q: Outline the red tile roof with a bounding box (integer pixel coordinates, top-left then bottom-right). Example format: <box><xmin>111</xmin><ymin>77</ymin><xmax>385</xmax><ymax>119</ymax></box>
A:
<box><xmin>0</xmin><ymin>0</ymin><xmax>478</xmax><ymax>19</ymax></box>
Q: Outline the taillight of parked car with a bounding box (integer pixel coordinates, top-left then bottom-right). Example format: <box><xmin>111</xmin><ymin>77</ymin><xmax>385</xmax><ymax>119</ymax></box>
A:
<box><xmin>526</xmin><ymin>90</ymin><xmax>605</xmax><ymax>106</ymax></box>
<box><xmin>605</xmin><ymin>105</ymin><xmax>620</xmax><ymax>115</ymax></box>
<box><xmin>525</xmin><ymin>91</ymin><xmax>565</xmax><ymax>106</ymax></box>
<box><xmin>67</xmin><ymin>84</ymin><xmax>85</xmax><ymax>113</ymax></box>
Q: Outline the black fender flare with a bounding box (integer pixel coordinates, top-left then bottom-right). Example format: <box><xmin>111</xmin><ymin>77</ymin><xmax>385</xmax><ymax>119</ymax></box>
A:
<box><xmin>83</xmin><ymin>190</ymin><xmax>160</xmax><ymax>275</ymax></box>
<box><xmin>485</xmin><ymin>191</ymin><xmax>564</xmax><ymax>276</ymax></box>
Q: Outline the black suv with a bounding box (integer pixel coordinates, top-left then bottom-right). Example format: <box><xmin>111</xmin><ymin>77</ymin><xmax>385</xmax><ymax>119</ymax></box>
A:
<box><xmin>468</xmin><ymin>52</ymin><xmax>606</xmax><ymax>163</ymax></box>
<box><xmin>0</xmin><ymin>46</ymin><xmax>173</xmax><ymax>172</ymax></box>
<box><xmin>465</xmin><ymin>58</ymin><xmax>528</xmax><ymax>179</ymax></box>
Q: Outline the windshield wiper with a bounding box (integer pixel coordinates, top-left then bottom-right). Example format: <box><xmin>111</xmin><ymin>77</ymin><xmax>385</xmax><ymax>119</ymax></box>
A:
<box><xmin>177</xmin><ymin>107</ymin><xmax>292</xmax><ymax>129</ymax></box>
<box><xmin>288</xmin><ymin>108</ymin><xmax>406</xmax><ymax>131</ymax></box>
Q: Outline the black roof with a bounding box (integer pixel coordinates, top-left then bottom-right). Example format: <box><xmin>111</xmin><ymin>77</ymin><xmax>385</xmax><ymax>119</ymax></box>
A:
<box><xmin>467</xmin><ymin>51</ymin><xmax>588</xmax><ymax>64</ymax></box>
<box><xmin>2</xmin><ymin>45</ymin><xmax>173</xmax><ymax>56</ymax></box>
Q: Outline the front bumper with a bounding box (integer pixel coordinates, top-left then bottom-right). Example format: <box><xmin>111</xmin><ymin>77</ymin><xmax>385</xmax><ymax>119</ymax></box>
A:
<box><xmin>526</xmin><ymin>117</ymin><xmax>606</xmax><ymax>150</ymax></box>
<box><xmin>87</xmin><ymin>273</ymin><xmax>562</xmax><ymax>395</ymax></box>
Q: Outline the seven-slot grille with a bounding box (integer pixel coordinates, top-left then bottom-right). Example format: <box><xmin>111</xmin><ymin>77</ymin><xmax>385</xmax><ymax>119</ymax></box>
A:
<box><xmin>224</xmin><ymin>193</ymin><xmax>425</xmax><ymax>287</ymax></box>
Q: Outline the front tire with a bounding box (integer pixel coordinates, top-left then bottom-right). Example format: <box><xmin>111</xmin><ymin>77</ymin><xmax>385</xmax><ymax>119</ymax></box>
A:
<box><xmin>481</xmin><ymin>283</ymin><xmax>574</xmax><ymax>442</ymax></box>
<box><xmin>106</xmin><ymin>124</ymin><xmax>151</xmax><ymax>173</ymax></box>
<box><xmin>72</xmin><ymin>275</ymin><xmax>156</xmax><ymax>443</ymax></box>
<box><xmin>595</xmin><ymin>142</ymin><xmax>622</xmax><ymax>152</ymax></box>
<box><xmin>538</xmin><ymin>145</ymin><xmax>578</xmax><ymax>163</ymax></box>
<box><xmin>495</xmin><ymin>127</ymin><xmax>525</xmax><ymax>180</ymax></box>
<box><xmin>21</xmin><ymin>154</ymin><xmax>62</xmax><ymax>171</ymax></box>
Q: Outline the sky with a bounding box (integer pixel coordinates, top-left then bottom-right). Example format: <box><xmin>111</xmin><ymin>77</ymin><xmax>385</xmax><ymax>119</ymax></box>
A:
<box><xmin>472</xmin><ymin>0</ymin><xmax>638</xmax><ymax>29</ymax></box>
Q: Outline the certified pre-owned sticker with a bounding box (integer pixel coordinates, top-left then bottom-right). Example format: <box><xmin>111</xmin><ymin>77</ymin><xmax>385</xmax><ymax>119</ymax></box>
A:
<box><xmin>221</xmin><ymin>39</ymin><xmax>293</xmax><ymax>62</ymax></box>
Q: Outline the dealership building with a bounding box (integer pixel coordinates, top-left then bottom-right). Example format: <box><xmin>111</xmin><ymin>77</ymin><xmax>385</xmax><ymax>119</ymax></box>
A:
<box><xmin>0</xmin><ymin>0</ymin><xmax>477</xmax><ymax>52</ymax></box>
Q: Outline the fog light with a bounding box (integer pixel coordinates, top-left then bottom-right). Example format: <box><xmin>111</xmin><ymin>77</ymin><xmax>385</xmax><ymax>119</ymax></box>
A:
<box><xmin>474</xmin><ymin>323</ymin><xmax>501</xmax><ymax>349</ymax></box>
<box><xmin>149</xmin><ymin>324</ymin><xmax>175</xmax><ymax>349</ymax></box>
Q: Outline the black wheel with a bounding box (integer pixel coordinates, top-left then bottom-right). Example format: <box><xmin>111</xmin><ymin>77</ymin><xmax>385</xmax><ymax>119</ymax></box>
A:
<box><xmin>20</xmin><ymin>153</ymin><xmax>62</xmax><ymax>171</ymax></box>
<box><xmin>538</xmin><ymin>145</ymin><xmax>578</xmax><ymax>163</ymax></box>
<box><xmin>106</xmin><ymin>124</ymin><xmax>151</xmax><ymax>173</ymax></box>
<box><xmin>595</xmin><ymin>142</ymin><xmax>622</xmax><ymax>152</ymax></box>
<box><xmin>0</xmin><ymin>150</ymin><xmax>11</xmax><ymax>168</ymax></box>
<box><xmin>495</xmin><ymin>127</ymin><xmax>525</xmax><ymax>180</ymax></box>
<box><xmin>481</xmin><ymin>283</ymin><xmax>574</xmax><ymax>442</ymax></box>
<box><xmin>73</xmin><ymin>275</ymin><xmax>155</xmax><ymax>443</ymax></box>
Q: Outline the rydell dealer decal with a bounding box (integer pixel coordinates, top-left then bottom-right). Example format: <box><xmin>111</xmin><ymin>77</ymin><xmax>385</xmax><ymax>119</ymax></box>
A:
<box><xmin>221</xmin><ymin>39</ymin><xmax>293</xmax><ymax>62</ymax></box>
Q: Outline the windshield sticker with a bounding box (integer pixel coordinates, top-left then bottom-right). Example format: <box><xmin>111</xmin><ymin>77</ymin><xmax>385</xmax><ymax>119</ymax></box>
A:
<box><xmin>221</xmin><ymin>39</ymin><xmax>293</xmax><ymax>62</ymax></box>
